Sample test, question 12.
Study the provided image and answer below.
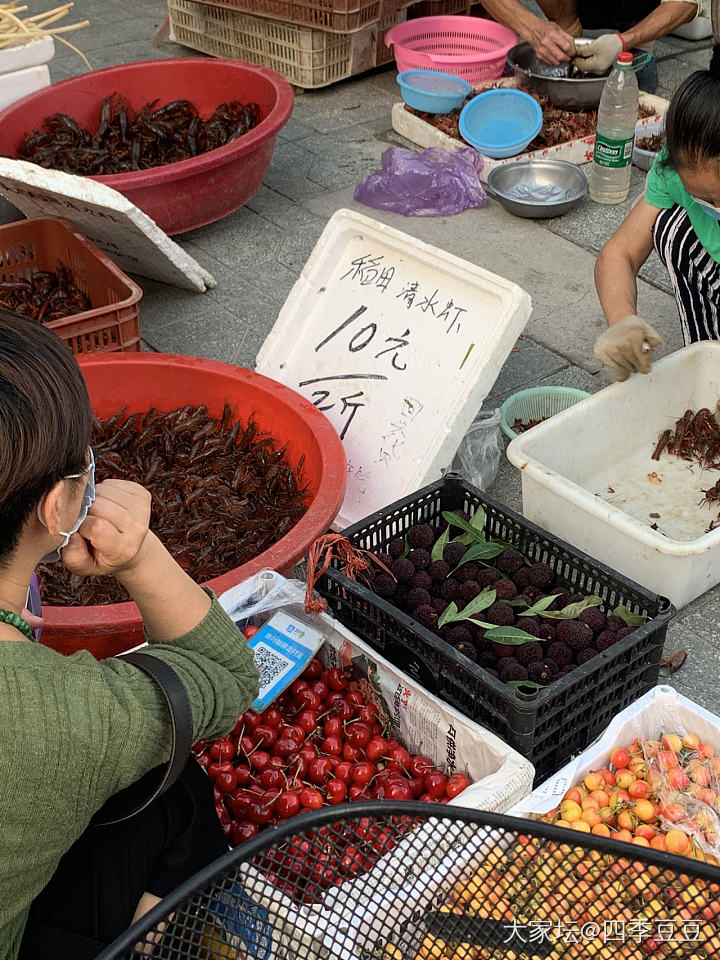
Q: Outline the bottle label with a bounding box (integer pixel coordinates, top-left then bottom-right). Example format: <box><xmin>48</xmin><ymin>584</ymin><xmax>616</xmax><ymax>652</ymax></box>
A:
<box><xmin>593</xmin><ymin>132</ymin><xmax>634</xmax><ymax>168</ymax></box>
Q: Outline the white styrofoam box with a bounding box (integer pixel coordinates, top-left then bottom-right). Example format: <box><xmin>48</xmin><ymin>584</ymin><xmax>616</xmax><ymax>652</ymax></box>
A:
<box><xmin>392</xmin><ymin>80</ymin><xmax>669</xmax><ymax>183</ymax></box>
<box><xmin>506</xmin><ymin>342</ymin><xmax>720</xmax><ymax>609</ymax></box>
<box><xmin>256</xmin><ymin>208</ymin><xmax>532</xmax><ymax>529</ymax></box>
<box><xmin>672</xmin><ymin>15</ymin><xmax>713</xmax><ymax>39</ymax></box>
<box><xmin>508</xmin><ymin>685</ymin><xmax>720</xmax><ymax>817</ymax></box>
<box><xmin>0</xmin><ymin>158</ymin><xmax>215</xmax><ymax>291</ymax></box>
<box><xmin>0</xmin><ymin>36</ymin><xmax>54</xmax><ymax>75</ymax></box>
<box><xmin>0</xmin><ymin>63</ymin><xmax>50</xmax><ymax>112</ymax></box>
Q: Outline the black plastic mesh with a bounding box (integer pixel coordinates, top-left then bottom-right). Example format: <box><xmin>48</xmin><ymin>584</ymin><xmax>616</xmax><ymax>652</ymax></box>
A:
<box><xmin>98</xmin><ymin>802</ymin><xmax>720</xmax><ymax>960</ymax></box>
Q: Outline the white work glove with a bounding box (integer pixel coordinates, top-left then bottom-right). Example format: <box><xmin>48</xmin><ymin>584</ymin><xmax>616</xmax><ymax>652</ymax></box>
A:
<box><xmin>572</xmin><ymin>33</ymin><xmax>624</xmax><ymax>73</ymax></box>
<box><xmin>594</xmin><ymin>315</ymin><xmax>663</xmax><ymax>382</ymax></box>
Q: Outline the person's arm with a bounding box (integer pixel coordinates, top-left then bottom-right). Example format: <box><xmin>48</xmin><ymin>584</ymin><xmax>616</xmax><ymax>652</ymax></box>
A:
<box><xmin>480</xmin><ymin>0</ymin><xmax>576</xmax><ymax>63</ymax></box>
<box><xmin>595</xmin><ymin>199</ymin><xmax>658</xmax><ymax>324</ymax></box>
<box><xmin>621</xmin><ymin>1</ymin><xmax>697</xmax><ymax>48</ymax></box>
<box><xmin>593</xmin><ymin>199</ymin><xmax>664</xmax><ymax>381</ymax></box>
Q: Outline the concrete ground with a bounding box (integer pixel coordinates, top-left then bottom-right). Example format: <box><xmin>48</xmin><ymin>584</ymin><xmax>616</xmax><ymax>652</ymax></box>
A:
<box><xmin>1</xmin><ymin>0</ymin><xmax>717</xmax><ymax>710</ymax></box>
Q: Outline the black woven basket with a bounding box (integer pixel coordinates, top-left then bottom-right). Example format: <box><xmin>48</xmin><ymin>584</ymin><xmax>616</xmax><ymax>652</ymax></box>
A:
<box><xmin>98</xmin><ymin>802</ymin><xmax>720</xmax><ymax>959</ymax></box>
<box><xmin>316</xmin><ymin>475</ymin><xmax>675</xmax><ymax>783</ymax></box>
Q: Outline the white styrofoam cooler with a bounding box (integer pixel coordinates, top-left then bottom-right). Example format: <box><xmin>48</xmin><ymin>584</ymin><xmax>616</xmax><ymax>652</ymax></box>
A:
<box><xmin>508</xmin><ymin>685</ymin><xmax>720</xmax><ymax>817</ymax></box>
<box><xmin>0</xmin><ymin>36</ymin><xmax>54</xmax><ymax>75</ymax></box>
<box><xmin>507</xmin><ymin>343</ymin><xmax>720</xmax><ymax>609</ymax></box>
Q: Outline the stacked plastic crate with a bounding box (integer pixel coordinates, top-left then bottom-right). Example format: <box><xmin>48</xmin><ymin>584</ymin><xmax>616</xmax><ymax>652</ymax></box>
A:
<box><xmin>167</xmin><ymin>0</ymin><xmax>410</xmax><ymax>88</ymax></box>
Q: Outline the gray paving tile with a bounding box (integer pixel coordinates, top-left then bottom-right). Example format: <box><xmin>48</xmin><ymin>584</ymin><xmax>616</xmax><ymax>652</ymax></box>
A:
<box><xmin>656</xmin><ymin>56</ymin><xmax>698</xmax><ymax>99</ymax></box>
<box><xmin>180</xmin><ymin>206</ymin><xmax>286</xmax><ymax>266</ymax></box>
<box><xmin>660</xmin><ymin>625</ymin><xmax>720</xmax><ymax>713</ymax></box>
<box><xmin>483</xmin><ymin>336</ymin><xmax>569</xmax><ymax>406</ymax></box>
<box><xmin>675</xmin><ymin>46</ymin><xmax>714</xmax><ymax>69</ymax></box>
<box><xmin>246</xmin><ymin>185</ymin><xmax>324</xmax><ymax>231</ymax></box>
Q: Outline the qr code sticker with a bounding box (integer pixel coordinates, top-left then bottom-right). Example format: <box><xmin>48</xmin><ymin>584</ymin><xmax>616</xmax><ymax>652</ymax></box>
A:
<box><xmin>253</xmin><ymin>641</ymin><xmax>294</xmax><ymax>694</ymax></box>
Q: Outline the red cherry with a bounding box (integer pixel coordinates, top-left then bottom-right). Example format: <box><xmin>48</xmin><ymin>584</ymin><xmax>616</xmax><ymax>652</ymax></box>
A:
<box><xmin>324</xmin><ymin>716</ymin><xmax>343</xmax><ymax>737</ymax></box>
<box><xmin>386</xmin><ymin>746</ymin><xmax>411</xmax><ymax>773</ymax></box>
<box><xmin>408</xmin><ymin>755</ymin><xmax>433</xmax><ymax>778</ymax></box>
<box><xmin>274</xmin><ymin>736</ymin><xmax>301</xmax><ymax>759</ymax></box>
<box><xmin>242</xmin><ymin>625</ymin><xmax>260</xmax><ymax>639</ymax></box>
<box><xmin>334</xmin><ymin>760</ymin><xmax>353</xmax><ymax>783</ymax></box>
<box><xmin>408</xmin><ymin>776</ymin><xmax>425</xmax><ymax>798</ymax></box>
<box><xmin>325</xmin><ymin>779</ymin><xmax>348</xmax><ymax>805</ymax></box>
<box><xmin>386</xmin><ymin>781</ymin><xmax>413</xmax><ymax>801</ymax></box>
<box><xmin>241</xmin><ymin>710</ymin><xmax>262</xmax><ymax>732</ymax></box>
<box><xmin>208</xmin><ymin>759</ymin><xmax>234</xmax><ymax>780</ymax></box>
<box><xmin>351</xmin><ymin>761</ymin><xmax>375</xmax><ymax>786</ymax></box>
<box><xmin>215</xmin><ymin>770</ymin><xmax>238</xmax><ymax>793</ymax></box>
<box><xmin>248</xmin><ymin>800</ymin><xmax>274</xmax><ymax>825</ymax></box>
<box><xmin>216</xmin><ymin>805</ymin><xmax>230</xmax><ymax>826</ymax></box>
<box><xmin>309</xmin><ymin>756</ymin><xmax>334</xmax><ymax>785</ymax></box>
<box><xmin>347</xmin><ymin>691</ymin><xmax>364</xmax><ymax>707</ymax></box>
<box><xmin>275</xmin><ymin>790</ymin><xmax>301</xmax><ymax>818</ymax></box>
<box><xmin>446</xmin><ymin>773</ymin><xmax>471</xmax><ymax>799</ymax></box>
<box><xmin>332</xmin><ymin>698</ymin><xmax>354</xmax><ymax>721</ymax></box>
<box><xmin>254</xmin><ymin>724</ymin><xmax>278</xmax><ymax>748</ymax></box>
<box><xmin>209</xmin><ymin>740</ymin><xmax>234</xmax><ymax>762</ymax></box>
<box><xmin>195</xmin><ymin>753</ymin><xmax>210</xmax><ymax>770</ymax></box>
<box><xmin>342</xmin><ymin>743</ymin><xmax>361</xmax><ymax>762</ymax></box>
<box><xmin>192</xmin><ymin>740</ymin><xmax>207</xmax><ymax>755</ymax></box>
<box><xmin>322</xmin><ymin>735</ymin><xmax>343</xmax><ymax>756</ymax></box>
<box><xmin>425</xmin><ymin>770</ymin><xmax>448</xmax><ymax>798</ymax></box>
<box><xmin>327</xmin><ymin>668</ymin><xmax>349</xmax><ymax>691</ymax></box>
<box><xmin>231</xmin><ymin>820</ymin><xmax>259</xmax><ymax>844</ymax></box>
<box><xmin>365</xmin><ymin>737</ymin><xmax>388</xmax><ymax>763</ymax></box>
<box><xmin>418</xmin><ymin>792</ymin><xmax>434</xmax><ymax>803</ymax></box>
<box><xmin>290</xmin><ymin>678</ymin><xmax>309</xmax><ymax>698</ymax></box>
<box><xmin>302</xmin><ymin>658</ymin><xmax>323</xmax><ymax>681</ymax></box>
<box><xmin>348</xmin><ymin>784</ymin><xmax>367</xmax><ymax>801</ymax></box>
<box><xmin>299</xmin><ymin>744</ymin><xmax>318</xmax><ymax>762</ymax></box>
<box><xmin>297</xmin><ymin>709</ymin><xmax>318</xmax><ymax>734</ymax></box>
<box><xmin>248</xmin><ymin>750</ymin><xmax>271</xmax><ymax>772</ymax></box>
<box><xmin>239</xmin><ymin>735</ymin><xmax>256</xmax><ymax>758</ymax></box>
<box><xmin>260</xmin><ymin>768</ymin><xmax>284</xmax><ymax>789</ymax></box>
<box><xmin>345</xmin><ymin>721</ymin><xmax>372</xmax><ymax>748</ymax></box>
<box><xmin>299</xmin><ymin>787</ymin><xmax>324</xmax><ymax>810</ymax></box>
<box><xmin>261</xmin><ymin>706</ymin><xmax>282</xmax><ymax>728</ymax></box>
<box><xmin>357</xmin><ymin>704</ymin><xmax>379</xmax><ymax>723</ymax></box>
<box><xmin>311</xmin><ymin>680</ymin><xmax>329</xmax><ymax>699</ymax></box>
<box><xmin>297</xmin><ymin>688</ymin><xmax>322</xmax><ymax>711</ymax></box>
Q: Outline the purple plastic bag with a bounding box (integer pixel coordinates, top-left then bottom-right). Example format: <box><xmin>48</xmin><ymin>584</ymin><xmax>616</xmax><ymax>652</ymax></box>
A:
<box><xmin>354</xmin><ymin>146</ymin><xmax>488</xmax><ymax>217</ymax></box>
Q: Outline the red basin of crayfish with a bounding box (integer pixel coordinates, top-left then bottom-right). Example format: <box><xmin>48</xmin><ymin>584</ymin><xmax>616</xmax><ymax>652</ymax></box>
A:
<box><xmin>0</xmin><ymin>58</ymin><xmax>294</xmax><ymax>235</ymax></box>
<box><xmin>40</xmin><ymin>354</ymin><xmax>346</xmax><ymax>659</ymax></box>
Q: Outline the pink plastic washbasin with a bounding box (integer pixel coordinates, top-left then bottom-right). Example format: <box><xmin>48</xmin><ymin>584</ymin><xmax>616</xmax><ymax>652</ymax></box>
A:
<box><xmin>0</xmin><ymin>58</ymin><xmax>294</xmax><ymax>235</ymax></box>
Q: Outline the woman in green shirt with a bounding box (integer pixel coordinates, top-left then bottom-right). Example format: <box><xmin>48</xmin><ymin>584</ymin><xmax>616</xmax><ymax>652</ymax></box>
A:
<box><xmin>594</xmin><ymin>47</ymin><xmax>720</xmax><ymax>381</ymax></box>
<box><xmin>0</xmin><ymin>309</ymin><xmax>259</xmax><ymax>958</ymax></box>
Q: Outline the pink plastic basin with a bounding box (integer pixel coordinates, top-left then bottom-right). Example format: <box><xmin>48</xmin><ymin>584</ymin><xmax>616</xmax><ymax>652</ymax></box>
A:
<box><xmin>41</xmin><ymin>354</ymin><xmax>346</xmax><ymax>659</ymax></box>
<box><xmin>0</xmin><ymin>58</ymin><xmax>294</xmax><ymax>235</ymax></box>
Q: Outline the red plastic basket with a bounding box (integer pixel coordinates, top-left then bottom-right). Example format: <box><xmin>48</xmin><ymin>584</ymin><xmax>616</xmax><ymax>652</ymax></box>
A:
<box><xmin>40</xmin><ymin>354</ymin><xmax>347</xmax><ymax>659</ymax></box>
<box><xmin>0</xmin><ymin>217</ymin><xmax>142</xmax><ymax>355</ymax></box>
<box><xmin>385</xmin><ymin>15</ymin><xmax>517</xmax><ymax>83</ymax></box>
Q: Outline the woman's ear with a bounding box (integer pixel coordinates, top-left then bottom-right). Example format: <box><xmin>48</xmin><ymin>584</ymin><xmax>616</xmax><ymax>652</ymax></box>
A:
<box><xmin>37</xmin><ymin>481</ymin><xmax>66</xmax><ymax>536</ymax></box>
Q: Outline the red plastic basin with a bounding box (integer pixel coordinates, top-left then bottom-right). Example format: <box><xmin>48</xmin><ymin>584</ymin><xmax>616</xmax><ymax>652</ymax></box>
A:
<box><xmin>0</xmin><ymin>59</ymin><xmax>294</xmax><ymax>235</ymax></box>
<box><xmin>41</xmin><ymin>354</ymin><xmax>346</xmax><ymax>659</ymax></box>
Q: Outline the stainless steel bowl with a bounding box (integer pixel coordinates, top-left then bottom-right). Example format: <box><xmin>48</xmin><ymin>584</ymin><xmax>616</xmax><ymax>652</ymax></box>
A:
<box><xmin>487</xmin><ymin>159</ymin><xmax>588</xmax><ymax>218</ymax></box>
<box><xmin>506</xmin><ymin>42</ymin><xmax>608</xmax><ymax>110</ymax></box>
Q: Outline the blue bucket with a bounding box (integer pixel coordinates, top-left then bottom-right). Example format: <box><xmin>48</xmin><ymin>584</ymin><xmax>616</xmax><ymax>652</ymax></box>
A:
<box><xmin>459</xmin><ymin>88</ymin><xmax>542</xmax><ymax>158</ymax></box>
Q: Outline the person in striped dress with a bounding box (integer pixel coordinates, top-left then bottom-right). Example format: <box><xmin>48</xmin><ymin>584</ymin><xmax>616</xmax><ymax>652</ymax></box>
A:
<box><xmin>594</xmin><ymin>47</ymin><xmax>720</xmax><ymax>381</ymax></box>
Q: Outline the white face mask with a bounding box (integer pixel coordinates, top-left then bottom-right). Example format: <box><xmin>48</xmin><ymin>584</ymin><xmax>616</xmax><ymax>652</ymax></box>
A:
<box><xmin>691</xmin><ymin>196</ymin><xmax>720</xmax><ymax>222</ymax></box>
<box><xmin>38</xmin><ymin>448</ymin><xmax>96</xmax><ymax>563</ymax></box>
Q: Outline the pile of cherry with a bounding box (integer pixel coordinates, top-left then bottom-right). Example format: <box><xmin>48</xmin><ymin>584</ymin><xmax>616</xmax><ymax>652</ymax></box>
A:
<box><xmin>194</xmin><ymin>655</ymin><xmax>471</xmax><ymax>900</ymax></box>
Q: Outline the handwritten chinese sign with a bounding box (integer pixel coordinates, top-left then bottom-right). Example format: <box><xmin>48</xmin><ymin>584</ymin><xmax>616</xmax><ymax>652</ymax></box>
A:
<box><xmin>257</xmin><ymin>210</ymin><xmax>531</xmax><ymax>528</ymax></box>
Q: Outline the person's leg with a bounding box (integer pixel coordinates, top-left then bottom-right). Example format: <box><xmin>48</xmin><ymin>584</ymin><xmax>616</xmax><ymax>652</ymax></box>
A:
<box><xmin>19</xmin><ymin>759</ymin><xmax>227</xmax><ymax>959</ymax></box>
<box><xmin>535</xmin><ymin>0</ymin><xmax>583</xmax><ymax>35</ymax></box>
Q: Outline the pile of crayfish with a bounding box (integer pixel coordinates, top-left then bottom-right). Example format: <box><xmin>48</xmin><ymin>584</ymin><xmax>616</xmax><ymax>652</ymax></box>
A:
<box><xmin>0</xmin><ymin>263</ymin><xmax>90</xmax><ymax>322</ymax></box>
<box><xmin>652</xmin><ymin>408</ymin><xmax>720</xmax><ymax>471</ymax></box>
<box><xmin>18</xmin><ymin>96</ymin><xmax>262</xmax><ymax>175</ymax></box>
<box><xmin>38</xmin><ymin>403</ymin><xmax>309</xmax><ymax>606</ymax></box>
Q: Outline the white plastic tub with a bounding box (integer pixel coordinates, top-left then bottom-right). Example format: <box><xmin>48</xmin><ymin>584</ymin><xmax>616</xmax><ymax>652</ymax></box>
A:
<box><xmin>0</xmin><ymin>36</ymin><xmax>54</xmax><ymax>75</ymax></box>
<box><xmin>507</xmin><ymin>342</ymin><xmax>720</xmax><ymax>609</ymax></box>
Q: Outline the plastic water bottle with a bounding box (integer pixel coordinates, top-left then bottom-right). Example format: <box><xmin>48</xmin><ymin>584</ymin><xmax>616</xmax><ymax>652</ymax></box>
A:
<box><xmin>590</xmin><ymin>51</ymin><xmax>638</xmax><ymax>204</ymax></box>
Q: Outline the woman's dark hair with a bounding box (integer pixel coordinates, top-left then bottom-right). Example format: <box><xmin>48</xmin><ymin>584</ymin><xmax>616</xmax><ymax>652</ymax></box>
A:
<box><xmin>665</xmin><ymin>45</ymin><xmax>720</xmax><ymax>170</ymax></box>
<box><xmin>0</xmin><ymin>308</ymin><xmax>92</xmax><ymax>565</ymax></box>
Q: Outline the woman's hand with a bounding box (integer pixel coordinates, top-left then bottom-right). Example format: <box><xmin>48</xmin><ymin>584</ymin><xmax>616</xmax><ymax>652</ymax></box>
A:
<box><xmin>594</xmin><ymin>315</ymin><xmax>663</xmax><ymax>381</ymax></box>
<box><xmin>529</xmin><ymin>20</ymin><xmax>576</xmax><ymax>64</ymax></box>
<box><xmin>62</xmin><ymin>480</ymin><xmax>152</xmax><ymax>578</ymax></box>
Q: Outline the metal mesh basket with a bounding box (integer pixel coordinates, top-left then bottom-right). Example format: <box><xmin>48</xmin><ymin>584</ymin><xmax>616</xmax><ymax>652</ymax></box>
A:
<box><xmin>98</xmin><ymin>802</ymin><xmax>720</xmax><ymax>959</ymax></box>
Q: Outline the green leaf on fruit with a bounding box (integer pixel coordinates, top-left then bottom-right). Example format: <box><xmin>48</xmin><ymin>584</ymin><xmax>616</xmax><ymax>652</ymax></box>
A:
<box><xmin>459</xmin><ymin>588</ymin><xmax>496</xmax><ymax>618</ymax></box>
<box><xmin>612</xmin><ymin>605</ymin><xmax>648</xmax><ymax>627</ymax></box>
<box><xmin>470</xmin><ymin>506</ymin><xmax>486</xmax><ymax>532</ymax></box>
<box><xmin>442</xmin><ymin>511</ymin><xmax>486</xmax><ymax>543</ymax></box>
<box><xmin>484</xmin><ymin>626</ymin><xmax>539</xmax><ymax>644</ymax></box>
<box><xmin>400</xmin><ymin>537</ymin><xmax>410</xmax><ymax>558</ymax></box>
<box><xmin>536</xmin><ymin>595</ymin><xmax>604</xmax><ymax>620</ymax></box>
<box><xmin>505</xmin><ymin>598</ymin><xmax>530</xmax><ymax>608</ymax></box>
<box><xmin>505</xmin><ymin>680</ymin><xmax>546</xmax><ymax>690</ymax></box>
<box><xmin>431</xmin><ymin>526</ymin><xmax>451</xmax><ymax>563</ymax></box>
<box><xmin>517</xmin><ymin>594</ymin><xmax>560</xmax><ymax>617</ymax></box>
<box><xmin>467</xmin><ymin>619</ymin><xmax>494</xmax><ymax>629</ymax></box>
<box><xmin>453</xmin><ymin>541</ymin><xmax>505</xmax><ymax>570</ymax></box>
<box><xmin>437</xmin><ymin>601</ymin><xmax>460</xmax><ymax>628</ymax></box>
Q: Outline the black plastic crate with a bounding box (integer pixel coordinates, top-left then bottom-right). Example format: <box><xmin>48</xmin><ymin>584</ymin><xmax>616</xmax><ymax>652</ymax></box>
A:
<box><xmin>317</xmin><ymin>475</ymin><xmax>675</xmax><ymax>784</ymax></box>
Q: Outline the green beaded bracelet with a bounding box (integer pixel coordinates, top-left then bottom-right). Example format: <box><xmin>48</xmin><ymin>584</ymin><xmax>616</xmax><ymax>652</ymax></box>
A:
<box><xmin>0</xmin><ymin>609</ymin><xmax>34</xmax><ymax>642</ymax></box>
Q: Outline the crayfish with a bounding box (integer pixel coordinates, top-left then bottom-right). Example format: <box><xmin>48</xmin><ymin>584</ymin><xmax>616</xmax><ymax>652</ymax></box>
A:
<box><xmin>0</xmin><ymin>262</ymin><xmax>89</xmax><ymax>322</ymax></box>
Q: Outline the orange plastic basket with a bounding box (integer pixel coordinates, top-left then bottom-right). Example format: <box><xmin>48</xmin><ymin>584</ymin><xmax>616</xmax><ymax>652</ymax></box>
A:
<box><xmin>0</xmin><ymin>217</ymin><xmax>142</xmax><ymax>355</ymax></box>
